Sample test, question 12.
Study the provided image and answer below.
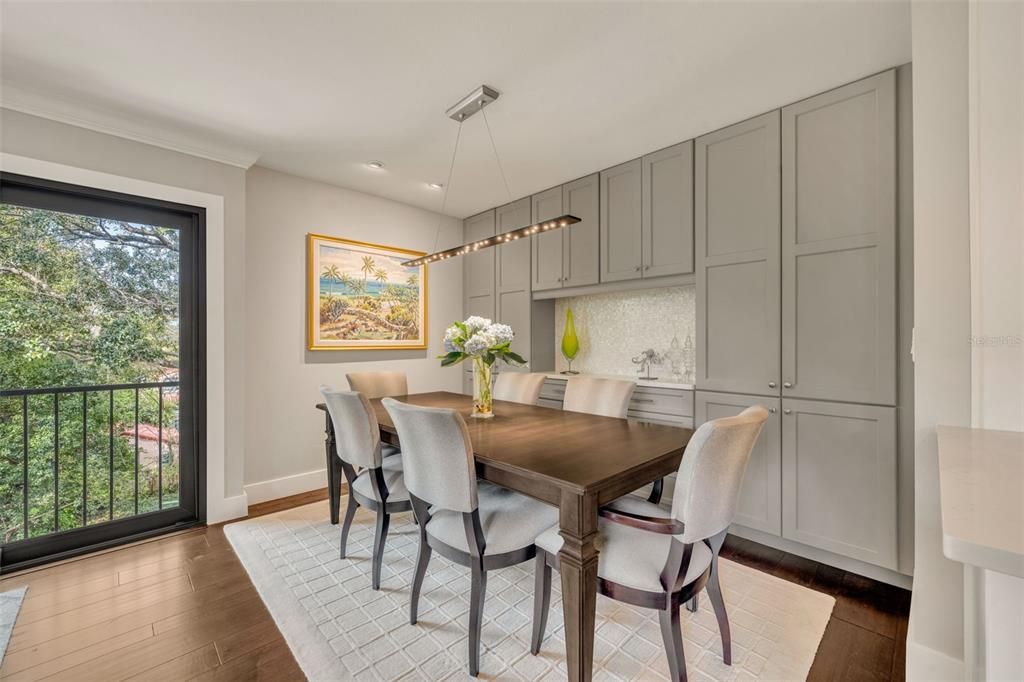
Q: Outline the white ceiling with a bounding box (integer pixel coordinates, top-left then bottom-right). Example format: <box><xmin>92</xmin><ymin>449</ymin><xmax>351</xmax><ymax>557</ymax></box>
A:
<box><xmin>0</xmin><ymin>1</ymin><xmax>910</xmax><ymax>219</ymax></box>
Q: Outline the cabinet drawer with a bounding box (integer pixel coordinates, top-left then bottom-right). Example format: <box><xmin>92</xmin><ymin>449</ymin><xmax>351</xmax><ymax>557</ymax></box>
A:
<box><xmin>629</xmin><ymin>387</ymin><xmax>693</xmax><ymax>418</ymax></box>
<box><xmin>539</xmin><ymin>378</ymin><xmax>567</xmax><ymax>401</ymax></box>
<box><xmin>536</xmin><ymin>398</ymin><xmax>563</xmax><ymax>410</ymax></box>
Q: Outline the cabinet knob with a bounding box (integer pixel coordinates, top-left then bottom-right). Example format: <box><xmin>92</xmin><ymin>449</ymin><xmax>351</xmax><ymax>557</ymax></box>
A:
<box><xmin>768</xmin><ymin>381</ymin><xmax>777</xmax><ymax>388</ymax></box>
<box><xmin>768</xmin><ymin>407</ymin><xmax>777</xmax><ymax>414</ymax></box>
<box><xmin>635</xmin><ymin>266</ymin><xmax>641</xmax><ymax>272</ymax></box>
<box><xmin>783</xmin><ymin>381</ymin><xmax>793</xmax><ymax>388</ymax></box>
<box><xmin>783</xmin><ymin>408</ymin><xmax>792</xmax><ymax>415</ymax></box>
<box><xmin>644</xmin><ymin>265</ymin><xmax>650</xmax><ymax>271</ymax></box>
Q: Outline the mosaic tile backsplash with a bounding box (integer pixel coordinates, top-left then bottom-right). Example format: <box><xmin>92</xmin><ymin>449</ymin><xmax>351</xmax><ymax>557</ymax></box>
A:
<box><xmin>553</xmin><ymin>286</ymin><xmax>696</xmax><ymax>378</ymax></box>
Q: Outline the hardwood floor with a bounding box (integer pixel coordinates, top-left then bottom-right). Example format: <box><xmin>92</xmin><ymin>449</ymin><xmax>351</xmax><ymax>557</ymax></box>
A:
<box><xmin>1</xmin><ymin>489</ymin><xmax>910</xmax><ymax>681</ymax></box>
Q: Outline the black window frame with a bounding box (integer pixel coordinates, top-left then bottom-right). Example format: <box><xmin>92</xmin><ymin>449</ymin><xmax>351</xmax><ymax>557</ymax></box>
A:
<box><xmin>0</xmin><ymin>171</ymin><xmax>206</xmax><ymax>572</ymax></box>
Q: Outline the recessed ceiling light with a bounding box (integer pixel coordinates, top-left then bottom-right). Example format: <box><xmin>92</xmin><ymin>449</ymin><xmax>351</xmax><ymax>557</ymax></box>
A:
<box><xmin>366</xmin><ymin>160</ymin><xmax>385</xmax><ymax>170</ymax></box>
<box><xmin>427</xmin><ymin>182</ymin><xmax>444</xmax><ymax>190</ymax></box>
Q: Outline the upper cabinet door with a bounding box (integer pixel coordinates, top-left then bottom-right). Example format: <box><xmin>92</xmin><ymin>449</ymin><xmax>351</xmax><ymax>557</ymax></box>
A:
<box><xmin>696</xmin><ymin>391</ymin><xmax>782</xmax><ymax>536</ymax></box>
<box><xmin>695</xmin><ymin>111</ymin><xmax>782</xmax><ymax>396</ymax></box>
<box><xmin>495</xmin><ymin>197</ymin><xmax>532</xmax><ymax>294</ymax></box>
<box><xmin>642</xmin><ymin>141</ymin><xmax>694</xmax><ymax>277</ymax></box>
<box><xmin>600</xmin><ymin>159</ymin><xmax>643</xmax><ymax>282</ymax></box>
<box><xmin>782</xmin><ymin>70</ymin><xmax>896</xmax><ymax>406</ymax></box>
<box><xmin>531</xmin><ymin>186</ymin><xmax>565</xmax><ymax>292</ymax></box>
<box><xmin>562</xmin><ymin>173</ymin><xmax>600</xmax><ymax>288</ymax></box>
<box><xmin>463</xmin><ymin>210</ymin><xmax>495</xmax><ymax>319</ymax></box>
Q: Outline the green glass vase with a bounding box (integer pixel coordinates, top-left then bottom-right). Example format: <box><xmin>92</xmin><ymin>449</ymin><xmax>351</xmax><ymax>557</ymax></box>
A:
<box><xmin>561</xmin><ymin>307</ymin><xmax>580</xmax><ymax>374</ymax></box>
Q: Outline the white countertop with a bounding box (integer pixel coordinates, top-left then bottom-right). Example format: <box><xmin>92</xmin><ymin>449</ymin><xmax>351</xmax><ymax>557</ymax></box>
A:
<box><xmin>538</xmin><ymin>372</ymin><xmax>694</xmax><ymax>391</ymax></box>
<box><xmin>937</xmin><ymin>425</ymin><xmax>1024</xmax><ymax>577</ymax></box>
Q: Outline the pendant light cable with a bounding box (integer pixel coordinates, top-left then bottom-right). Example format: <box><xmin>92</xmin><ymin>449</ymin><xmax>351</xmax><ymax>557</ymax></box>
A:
<box><xmin>431</xmin><ymin>119</ymin><xmax>464</xmax><ymax>254</ymax></box>
<box><xmin>482</xmin><ymin>107</ymin><xmax>513</xmax><ymax>203</ymax></box>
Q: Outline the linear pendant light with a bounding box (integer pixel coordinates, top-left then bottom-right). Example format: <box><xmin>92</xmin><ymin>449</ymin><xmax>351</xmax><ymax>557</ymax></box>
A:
<box><xmin>402</xmin><ymin>85</ymin><xmax>579</xmax><ymax>268</ymax></box>
<box><xmin>402</xmin><ymin>214</ymin><xmax>580</xmax><ymax>267</ymax></box>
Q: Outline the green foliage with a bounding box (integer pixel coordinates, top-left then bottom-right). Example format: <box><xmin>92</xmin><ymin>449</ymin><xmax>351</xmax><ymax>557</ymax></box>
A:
<box><xmin>1</xmin><ymin>205</ymin><xmax>181</xmax><ymax>543</ymax></box>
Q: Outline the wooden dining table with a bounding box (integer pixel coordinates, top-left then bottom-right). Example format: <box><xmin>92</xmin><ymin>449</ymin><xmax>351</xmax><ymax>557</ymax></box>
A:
<box><xmin>317</xmin><ymin>391</ymin><xmax>693</xmax><ymax>681</ymax></box>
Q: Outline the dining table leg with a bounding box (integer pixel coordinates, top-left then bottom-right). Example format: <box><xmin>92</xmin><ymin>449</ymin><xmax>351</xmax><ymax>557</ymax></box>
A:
<box><xmin>558</xmin><ymin>490</ymin><xmax>600</xmax><ymax>682</ymax></box>
<box><xmin>324</xmin><ymin>412</ymin><xmax>340</xmax><ymax>525</ymax></box>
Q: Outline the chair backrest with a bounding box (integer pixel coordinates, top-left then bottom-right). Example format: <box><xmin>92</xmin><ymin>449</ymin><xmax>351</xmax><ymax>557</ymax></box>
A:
<box><xmin>346</xmin><ymin>371</ymin><xmax>408</xmax><ymax>399</ymax></box>
<box><xmin>319</xmin><ymin>385</ymin><xmax>382</xmax><ymax>469</ymax></box>
<box><xmin>670</xmin><ymin>405</ymin><xmax>769</xmax><ymax>543</ymax></box>
<box><xmin>381</xmin><ymin>398</ymin><xmax>478</xmax><ymax>513</ymax></box>
<box><xmin>562</xmin><ymin>376</ymin><xmax>635</xmax><ymax>418</ymax></box>
<box><xmin>493</xmin><ymin>372</ymin><xmax>547</xmax><ymax>405</ymax></box>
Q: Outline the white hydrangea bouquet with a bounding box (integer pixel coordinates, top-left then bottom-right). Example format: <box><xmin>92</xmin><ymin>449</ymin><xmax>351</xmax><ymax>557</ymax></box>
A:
<box><xmin>440</xmin><ymin>316</ymin><xmax>525</xmax><ymax>418</ymax></box>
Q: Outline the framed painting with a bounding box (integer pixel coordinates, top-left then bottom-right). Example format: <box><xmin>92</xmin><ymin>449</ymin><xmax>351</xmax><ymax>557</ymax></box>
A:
<box><xmin>307</xmin><ymin>233</ymin><xmax>427</xmax><ymax>350</ymax></box>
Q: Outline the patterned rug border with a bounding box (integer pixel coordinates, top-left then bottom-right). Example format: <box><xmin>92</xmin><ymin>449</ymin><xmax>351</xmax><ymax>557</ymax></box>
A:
<box><xmin>225</xmin><ymin>498</ymin><xmax>835</xmax><ymax>681</ymax></box>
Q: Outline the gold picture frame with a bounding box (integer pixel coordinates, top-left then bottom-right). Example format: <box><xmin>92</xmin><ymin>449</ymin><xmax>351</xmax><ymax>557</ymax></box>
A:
<box><xmin>307</xmin><ymin>233</ymin><xmax>428</xmax><ymax>350</ymax></box>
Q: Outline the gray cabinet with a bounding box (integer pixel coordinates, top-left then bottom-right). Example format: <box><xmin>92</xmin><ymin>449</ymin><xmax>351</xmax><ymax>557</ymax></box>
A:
<box><xmin>531</xmin><ymin>186</ymin><xmax>564</xmax><ymax>292</ymax></box>
<box><xmin>781</xmin><ymin>70</ymin><xmax>897</xmax><ymax>406</ymax></box>
<box><xmin>495</xmin><ymin>197</ymin><xmax>532</xmax><ymax>294</ymax></box>
<box><xmin>642</xmin><ymin>141</ymin><xmax>694</xmax><ymax>277</ymax></box>
<box><xmin>695</xmin><ymin>111</ymin><xmax>782</xmax><ymax>396</ymax></box>
<box><xmin>531</xmin><ymin>174</ymin><xmax>601</xmax><ymax>292</ymax></box>
<box><xmin>494</xmin><ymin>198</ymin><xmax>533</xmax><ymax>364</ymax></box>
<box><xmin>562</xmin><ymin>174</ymin><xmax>600</xmax><ymax>288</ymax></box>
<box><xmin>600</xmin><ymin>159</ymin><xmax>643</xmax><ymax>282</ymax></box>
<box><xmin>696</xmin><ymin>391</ymin><xmax>782</xmax><ymax>536</ymax></box>
<box><xmin>463</xmin><ymin>210</ymin><xmax>496</xmax><ymax>322</ymax></box>
<box><xmin>781</xmin><ymin>398</ymin><xmax>897</xmax><ymax>570</ymax></box>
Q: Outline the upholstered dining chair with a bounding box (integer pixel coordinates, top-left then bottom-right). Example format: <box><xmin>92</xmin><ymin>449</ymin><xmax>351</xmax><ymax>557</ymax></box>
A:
<box><xmin>319</xmin><ymin>386</ymin><xmax>412</xmax><ymax>590</ymax></box>
<box><xmin>345</xmin><ymin>370</ymin><xmax>408</xmax><ymax>398</ymax></box>
<box><xmin>530</xmin><ymin>405</ymin><xmax>769</xmax><ymax>682</ymax></box>
<box><xmin>381</xmin><ymin>398</ymin><xmax>558</xmax><ymax>677</ymax></box>
<box><xmin>561</xmin><ymin>376</ymin><xmax>669</xmax><ymax>503</ymax></box>
<box><xmin>346</xmin><ymin>371</ymin><xmax>407</xmax><ymax>457</ymax></box>
<box><xmin>492</xmin><ymin>372</ymin><xmax>547</xmax><ymax>405</ymax></box>
<box><xmin>562</xmin><ymin>375</ymin><xmax>635</xmax><ymax>418</ymax></box>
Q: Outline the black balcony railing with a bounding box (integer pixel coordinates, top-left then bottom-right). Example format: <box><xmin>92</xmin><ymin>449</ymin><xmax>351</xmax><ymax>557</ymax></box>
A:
<box><xmin>0</xmin><ymin>380</ymin><xmax>180</xmax><ymax>543</ymax></box>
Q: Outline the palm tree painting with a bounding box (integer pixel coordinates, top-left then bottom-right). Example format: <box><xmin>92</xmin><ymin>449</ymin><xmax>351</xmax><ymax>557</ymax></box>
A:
<box><xmin>308</xmin><ymin>233</ymin><xmax>427</xmax><ymax>350</ymax></box>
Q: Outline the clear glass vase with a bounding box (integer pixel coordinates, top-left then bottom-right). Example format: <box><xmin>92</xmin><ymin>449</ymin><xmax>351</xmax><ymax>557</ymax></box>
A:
<box><xmin>471</xmin><ymin>358</ymin><xmax>494</xmax><ymax>419</ymax></box>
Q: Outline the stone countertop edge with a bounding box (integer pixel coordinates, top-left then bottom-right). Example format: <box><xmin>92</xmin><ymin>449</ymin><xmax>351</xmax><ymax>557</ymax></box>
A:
<box><xmin>937</xmin><ymin>425</ymin><xmax>1024</xmax><ymax>578</ymax></box>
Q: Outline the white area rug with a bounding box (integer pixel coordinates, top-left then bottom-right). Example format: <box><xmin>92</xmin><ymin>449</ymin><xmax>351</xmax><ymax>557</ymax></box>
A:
<box><xmin>225</xmin><ymin>499</ymin><xmax>834</xmax><ymax>681</ymax></box>
<box><xmin>0</xmin><ymin>586</ymin><xmax>28</xmax><ymax>665</ymax></box>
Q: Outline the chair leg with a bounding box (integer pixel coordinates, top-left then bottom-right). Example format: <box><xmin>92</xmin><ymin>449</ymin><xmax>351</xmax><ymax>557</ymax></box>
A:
<box><xmin>468</xmin><ymin>560</ymin><xmax>488</xmax><ymax>677</ymax></box>
<box><xmin>707</xmin><ymin>556</ymin><xmax>732</xmax><ymax>665</ymax></box>
<box><xmin>410</xmin><ymin>535</ymin><xmax>432</xmax><ymax>625</ymax></box>
<box><xmin>658</xmin><ymin>600</ymin><xmax>687</xmax><ymax>682</ymax></box>
<box><xmin>530</xmin><ymin>552</ymin><xmax>552</xmax><ymax>655</ymax></box>
<box><xmin>339</xmin><ymin>494</ymin><xmax>358</xmax><ymax>559</ymax></box>
<box><xmin>647</xmin><ymin>477</ymin><xmax>665</xmax><ymax>505</ymax></box>
<box><xmin>686</xmin><ymin>593</ymin><xmax>698</xmax><ymax>613</ymax></box>
<box><xmin>371</xmin><ymin>509</ymin><xmax>390</xmax><ymax>591</ymax></box>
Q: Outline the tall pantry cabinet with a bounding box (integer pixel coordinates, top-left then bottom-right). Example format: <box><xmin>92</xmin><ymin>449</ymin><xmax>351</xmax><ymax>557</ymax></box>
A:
<box><xmin>695</xmin><ymin>69</ymin><xmax>904</xmax><ymax>573</ymax></box>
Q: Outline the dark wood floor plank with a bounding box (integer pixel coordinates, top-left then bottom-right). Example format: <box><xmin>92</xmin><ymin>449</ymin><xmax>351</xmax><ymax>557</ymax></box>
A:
<box><xmin>124</xmin><ymin>642</ymin><xmax>222</xmax><ymax>682</ymax></box>
<box><xmin>0</xmin><ymin>625</ymin><xmax>154</xmax><ymax>681</ymax></box>
<box><xmin>807</xmin><ymin>618</ymin><xmax>897</xmax><ymax>681</ymax></box>
<box><xmin>191</xmin><ymin>641</ymin><xmax>302</xmax><ymax>682</ymax></box>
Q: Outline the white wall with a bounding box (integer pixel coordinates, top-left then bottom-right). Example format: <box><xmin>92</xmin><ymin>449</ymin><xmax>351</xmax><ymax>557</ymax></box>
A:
<box><xmin>968</xmin><ymin>3</ymin><xmax>1024</xmax><ymax>679</ymax></box>
<box><xmin>907</xmin><ymin>1</ymin><xmax>972</xmax><ymax>678</ymax></box>
<box><xmin>243</xmin><ymin>166</ymin><xmax>463</xmax><ymax>502</ymax></box>
<box><xmin>0</xmin><ymin>108</ymin><xmax>249</xmax><ymax>522</ymax></box>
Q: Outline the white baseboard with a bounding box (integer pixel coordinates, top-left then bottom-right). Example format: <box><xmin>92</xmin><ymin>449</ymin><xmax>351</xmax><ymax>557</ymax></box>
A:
<box><xmin>906</xmin><ymin>634</ymin><xmax>965</xmax><ymax>681</ymax></box>
<box><xmin>208</xmin><ymin>493</ymin><xmax>249</xmax><ymax>525</ymax></box>
<box><xmin>244</xmin><ymin>469</ymin><xmax>328</xmax><ymax>505</ymax></box>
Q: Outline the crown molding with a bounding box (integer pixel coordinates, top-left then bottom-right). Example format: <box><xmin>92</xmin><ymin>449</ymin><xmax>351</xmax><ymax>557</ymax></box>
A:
<box><xmin>0</xmin><ymin>83</ymin><xmax>261</xmax><ymax>169</ymax></box>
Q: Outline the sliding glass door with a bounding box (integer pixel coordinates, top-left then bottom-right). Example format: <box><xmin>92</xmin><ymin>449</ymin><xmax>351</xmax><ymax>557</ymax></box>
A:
<box><xmin>0</xmin><ymin>172</ymin><xmax>205</xmax><ymax>572</ymax></box>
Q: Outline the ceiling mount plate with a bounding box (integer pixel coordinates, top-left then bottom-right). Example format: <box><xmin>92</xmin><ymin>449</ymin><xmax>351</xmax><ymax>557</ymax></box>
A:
<box><xmin>446</xmin><ymin>85</ymin><xmax>500</xmax><ymax>121</ymax></box>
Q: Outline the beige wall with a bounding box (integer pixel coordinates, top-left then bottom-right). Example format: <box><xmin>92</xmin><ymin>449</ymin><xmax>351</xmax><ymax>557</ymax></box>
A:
<box><xmin>243</xmin><ymin>166</ymin><xmax>463</xmax><ymax>498</ymax></box>
<box><xmin>0</xmin><ymin>109</ymin><xmax>250</xmax><ymax>512</ymax></box>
